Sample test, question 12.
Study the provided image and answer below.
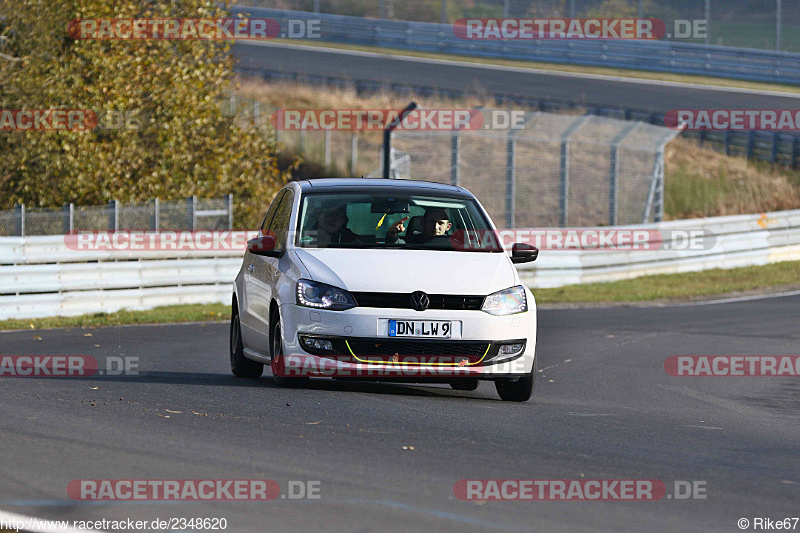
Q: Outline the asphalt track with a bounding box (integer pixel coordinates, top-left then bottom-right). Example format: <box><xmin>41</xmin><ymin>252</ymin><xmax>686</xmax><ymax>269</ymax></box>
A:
<box><xmin>234</xmin><ymin>42</ymin><xmax>800</xmax><ymax>115</ymax></box>
<box><xmin>1</xmin><ymin>294</ymin><xmax>798</xmax><ymax>532</ymax></box>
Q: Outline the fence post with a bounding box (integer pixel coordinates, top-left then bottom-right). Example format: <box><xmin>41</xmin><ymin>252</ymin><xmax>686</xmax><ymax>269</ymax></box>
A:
<box><xmin>505</xmin><ymin>135</ymin><xmax>516</xmax><ymax>229</ymax></box>
<box><xmin>747</xmin><ymin>131</ymin><xmax>755</xmax><ymax>159</ymax></box>
<box><xmin>153</xmin><ymin>197</ymin><xmax>160</xmax><ymax>231</ymax></box>
<box><xmin>188</xmin><ymin>196</ymin><xmax>196</xmax><ymax>231</ymax></box>
<box><xmin>724</xmin><ymin>131</ymin><xmax>731</xmax><ymax>156</ymax></box>
<box><xmin>324</xmin><ymin>129</ymin><xmax>331</xmax><ymax>168</ymax></box>
<box><xmin>227</xmin><ymin>193</ymin><xmax>234</xmax><ymax>230</ymax></box>
<box><xmin>792</xmin><ymin>135</ymin><xmax>799</xmax><ymax>169</ymax></box>
<box><xmin>253</xmin><ymin>100</ymin><xmax>260</xmax><ymax>128</ymax></box>
<box><xmin>559</xmin><ymin>115</ymin><xmax>590</xmax><ymax>227</ymax></box>
<box><xmin>450</xmin><ymin>131</ymin><xmax>460</xmax><ymax>187</ymax></box>
<box><xmin>108</xmin><ymin>200</ymin><xmax>119</xmax><ymax>231</ymax></box>
<box><xmin>62</xmin><ymin>204</ymin><xmax>71</xmax><ymax>234</ymax></box>
<box><xmin>349</xmin><ymin>134</ymin><xmax>358</xmax><ymax>175</ymax></box>
<box><xmin>609</xmin><ymin>122</ymin><xmax>640</xmax><ymax>226</ymax></box>
<box><xmin>14</xmin><ymin>204</ymin><xmax>24</xmax><ymax>237</ymax></box>
<box><xmin>772</xmin><ymin>133</ymin><xmax>780</xmax><ymax>163</ymax></box>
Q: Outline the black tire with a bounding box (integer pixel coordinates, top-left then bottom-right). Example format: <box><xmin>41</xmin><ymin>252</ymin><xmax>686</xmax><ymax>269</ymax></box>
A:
<box><xmin>495</xmin><ymin>360</ymin><xmax>535</xmax><ymax>402</ymax></box>
<box><xmin>230</xmin><ymin>307</ymin><xmax>263</xmax><ymax>379</ymax></box>
<box><xmin>270</xmin><ymin>319</ymin><xmax>307</xmax><ymax>388</ymax></box>
<box><xmin>450</xmin><ymin>378</ymin><xmax>479</xmax><ymax>391</ymax></box>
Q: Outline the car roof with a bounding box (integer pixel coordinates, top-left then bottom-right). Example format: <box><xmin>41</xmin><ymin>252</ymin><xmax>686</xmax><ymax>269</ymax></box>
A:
<box><xmin>294</xmin><ymin>178</ymin><xmax>474</xmax><ymax>198</ymax></box>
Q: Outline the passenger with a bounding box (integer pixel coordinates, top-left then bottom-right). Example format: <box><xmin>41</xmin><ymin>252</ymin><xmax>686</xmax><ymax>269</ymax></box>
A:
<box><xmin>386</xmin><ymin>207</ymin><xmax>452</xmax><ymax>245</ymax></box>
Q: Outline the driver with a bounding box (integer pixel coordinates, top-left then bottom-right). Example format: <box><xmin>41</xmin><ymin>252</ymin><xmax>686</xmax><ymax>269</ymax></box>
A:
<box><xmin>312</xmin><ymin>203</ymin><xmax>361</xmax><ymax>246</ymax></box>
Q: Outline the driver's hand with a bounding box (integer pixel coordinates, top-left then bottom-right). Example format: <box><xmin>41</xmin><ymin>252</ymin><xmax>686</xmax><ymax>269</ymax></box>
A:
<box><xmin>387</xmin><ymin>216</ymin><xmax>409</xmax><ymax>236</ymax></box>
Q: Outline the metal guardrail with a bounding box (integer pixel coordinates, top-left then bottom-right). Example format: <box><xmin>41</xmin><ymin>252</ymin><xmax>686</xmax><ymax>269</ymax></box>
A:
<box><xmin>232</xmin><ymin>7</ymin><xmax>800</xmax><ymax>85</ymax></box>
<box><xmin>2</xmin><ymin>211</ymin><xmax>799</xmax><ymax>319</ymax></box>
<box><xmin>519</xmin><ymin>209</ymin><xmax>800</xmax><ymax>288</ymax></box>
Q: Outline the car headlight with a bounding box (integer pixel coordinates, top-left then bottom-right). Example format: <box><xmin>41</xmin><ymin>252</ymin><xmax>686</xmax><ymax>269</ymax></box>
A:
<box><xmin>296</xmin><ymin>279</ymin><xmax>356</xmax><ymax>311</ymax></box>
<box><xmin>481</xmin><ymin>285</ymin><xmax>527</xmax><ymax>316</ymax></box>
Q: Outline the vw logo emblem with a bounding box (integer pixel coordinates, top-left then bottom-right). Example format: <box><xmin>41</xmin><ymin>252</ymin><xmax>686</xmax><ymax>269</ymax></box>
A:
<box><xmin>410</xmin><ymin>291</ymin><xmax>430</xmax><ymax>311</ymax></box>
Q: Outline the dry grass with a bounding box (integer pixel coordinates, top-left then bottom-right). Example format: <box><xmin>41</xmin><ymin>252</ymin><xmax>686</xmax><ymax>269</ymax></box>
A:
<box><xmin>237</xmin><ymin>77</ymin><xmax>800</xmax><ymax>220</ymax></box>
<box><xmin>664</xmin><ymin>138</ymin><xmax>800</xmax><ymax>219</ymax></box>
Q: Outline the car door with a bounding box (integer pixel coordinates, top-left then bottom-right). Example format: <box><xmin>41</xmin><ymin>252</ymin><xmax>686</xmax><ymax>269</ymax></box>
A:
<box><xmin>241</xmin><ymin>190</ymin><xmax>286</xmax><ymax>351</ymax></box>
<box><xmin>248</xmin><ymin>189</ymin><xmax>294</xmax><ymax>353</ymax></box>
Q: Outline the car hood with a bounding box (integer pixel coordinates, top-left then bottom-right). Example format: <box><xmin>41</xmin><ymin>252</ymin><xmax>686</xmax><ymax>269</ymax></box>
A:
<box><xmin>294</xmin><ymin>248</ymin><xmax>517</xmax><ymax>295</ymax></box>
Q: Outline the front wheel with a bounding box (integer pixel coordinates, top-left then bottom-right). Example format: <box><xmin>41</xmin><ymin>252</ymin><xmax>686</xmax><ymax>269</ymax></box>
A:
<box><xmin>230</xmin><ymin>307</ymin><xmax>263</xmax><ymax>379</ymax></box>
<box><xmin>495</xmin><ymin>362</ymin><xmax>535</xmax><ymax>402</ymax></box>
<box><xmin>270</xmin><ymin>320</ymin><xmax>307</xmax><ymax>388</ymax></box>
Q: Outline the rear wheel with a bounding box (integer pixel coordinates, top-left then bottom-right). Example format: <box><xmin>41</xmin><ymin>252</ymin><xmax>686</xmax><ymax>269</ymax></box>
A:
<box><xmin>230</xmin><ymin>307</ymin><xmax>263</xmax><ymax>379</ymax></box>
<box><xmin>450</xmin><ymin>378</ymin><xmax>479</xmax><ymax>391</ymax></box>
<box><xmin>270</xmin><ymin>320</ymin><xmax>307</xmax><ymax>388</ymax></box>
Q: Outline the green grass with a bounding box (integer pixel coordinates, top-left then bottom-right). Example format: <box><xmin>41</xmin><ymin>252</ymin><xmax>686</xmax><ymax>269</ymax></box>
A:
<box><xmin>268</xmin><ymin>39</ymin><xmax>800</xmax><ymax>94</ymax></box>
<box><xmin>534</xmin><ymin>260</ymin><xmax>800</xmax><ymax>304</ymax></box>
<box><xmin>0</xmin><ymin>303</ymin><xmax>229</xmax><ymax>331</ymax></box>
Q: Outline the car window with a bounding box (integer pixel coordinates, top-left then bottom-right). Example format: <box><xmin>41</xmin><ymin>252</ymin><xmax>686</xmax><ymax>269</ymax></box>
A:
<box><xmin>295</xmin><ymin>192</ymin><xmax>500</xmax><ymax>251</ymax></box>
<box><xmin>268</xmin><ymin>189</ymin><xmax>294</xmax><ymax>252</ymax></box>
<box><xmin>260</xmin><ymin>189</ymin><xmax>286</xmax><ymax>235</ymax></box>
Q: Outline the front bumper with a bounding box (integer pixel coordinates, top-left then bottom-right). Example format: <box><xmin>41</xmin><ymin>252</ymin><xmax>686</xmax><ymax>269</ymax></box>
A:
<box><xmin>278</xmin><ymin>302</ymin><xmax>536</xmax><ymax>377</ymax></box>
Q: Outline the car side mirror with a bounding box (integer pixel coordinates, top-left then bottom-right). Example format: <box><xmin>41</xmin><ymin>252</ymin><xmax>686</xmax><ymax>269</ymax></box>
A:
<box><xmin>511</xmin><ymin>243</ymin><xmax>538</xmax><ymax>264</ymax></box>
<box><xmin>247</xmin><ymin>235</ymin><xmax>279</xmax><ymax>257</ymax></box>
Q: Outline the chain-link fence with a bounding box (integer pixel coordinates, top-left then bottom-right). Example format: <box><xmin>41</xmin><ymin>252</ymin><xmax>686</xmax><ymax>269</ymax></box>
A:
<box><xmin>389</xmin><ymin>111</ymin><xmax>680</xmax><ymax>228</ymax></box>
<box><xmin>227</xmin><ymin>94</ymin><xmax>384</xmax><ymax>177</ymax></box>
<box><xmin>0</xmin><ymin>196</ymin><xmax>234</xmax><ymax>237</ymax></box>
<box><xmin>234</xmin><ymin>0</ymin><xmax>800</xmax><ymax>52</ymax></box>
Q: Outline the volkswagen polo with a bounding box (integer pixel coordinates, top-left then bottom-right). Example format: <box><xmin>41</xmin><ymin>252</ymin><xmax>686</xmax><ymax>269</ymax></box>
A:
<box><xmin>229</xmin><ymin>178</ymin><xmax>538</xmax><ymax>401</ymax></box>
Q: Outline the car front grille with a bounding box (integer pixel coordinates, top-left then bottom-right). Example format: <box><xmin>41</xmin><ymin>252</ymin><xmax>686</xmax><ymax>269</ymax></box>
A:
<box><xmin>351</xmin><ymin>292</ymin><xmax>485</xmax><ymax>311</ymax></box>
<box><xmin>345</xmin><ymin>339</ymin><xmax>492</xmax><ymax>364</ymax></box>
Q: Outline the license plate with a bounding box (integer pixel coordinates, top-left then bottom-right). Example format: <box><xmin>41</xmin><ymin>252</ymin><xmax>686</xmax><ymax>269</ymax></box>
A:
<box><xmin>388</xmin><ymin>320</ymin><xmax>452</xmax><ymax>338</ymax></box>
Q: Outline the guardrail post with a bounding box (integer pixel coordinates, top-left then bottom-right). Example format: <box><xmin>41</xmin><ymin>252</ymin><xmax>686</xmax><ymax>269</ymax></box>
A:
<box><xmin>227</xmin><ymin>193</ymin><xmax>234</xmax><ymax>230</ymax></box>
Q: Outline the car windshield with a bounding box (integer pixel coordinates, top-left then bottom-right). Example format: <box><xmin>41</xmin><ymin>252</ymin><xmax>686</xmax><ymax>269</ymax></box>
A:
<box><xmin>295</xmin><ymin>191</ymin><xmax>502</xmax><ymax>252</ymax></box>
